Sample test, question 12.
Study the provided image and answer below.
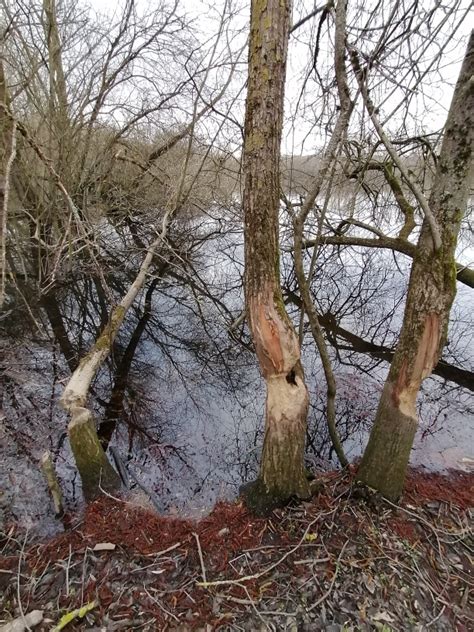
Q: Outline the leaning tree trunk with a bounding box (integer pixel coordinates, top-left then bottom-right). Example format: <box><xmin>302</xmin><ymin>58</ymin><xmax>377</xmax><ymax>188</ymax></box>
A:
<box><xmin>240</xmin><ymin>0</ymin><xmax>310</xmax><ymax>516</ymax></box>
<box><xmin>60</xmin><ymin>233</ymin><xmax>165</xmax><ymax>500</ymax></box>
<box><xmin>357</xmin><ymin>31</ymin><xmax>474</xmax><ymax>500</ymax></box>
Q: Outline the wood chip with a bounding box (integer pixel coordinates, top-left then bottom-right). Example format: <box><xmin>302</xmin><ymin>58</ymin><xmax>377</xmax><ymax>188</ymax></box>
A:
<box><xmin>93</xmin><ymin>542</ymin><xmax>116</xmax><ymax>551</ymax></box>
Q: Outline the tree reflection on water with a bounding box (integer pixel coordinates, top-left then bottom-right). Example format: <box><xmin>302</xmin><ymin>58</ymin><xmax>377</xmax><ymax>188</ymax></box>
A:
<box><xmin>1</xmin><ymin>214</ymin><xmax>473</xmax><ymax>535</ymax></box>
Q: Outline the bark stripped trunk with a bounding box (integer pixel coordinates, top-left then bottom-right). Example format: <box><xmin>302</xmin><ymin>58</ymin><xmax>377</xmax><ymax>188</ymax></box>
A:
<box><xmin>241</xmin><ymin>0</ymin><xmax>310</xmax><ymax>516</ymax></box>
<box><xmin>357</xmin><ymin>32</ymin><xmax>474</xmax><ymax>500</ymax></box>
<box><xmin>60</xmin><ymin>233</ymin><xmax>165</xmax><ymax>500</ymax></box>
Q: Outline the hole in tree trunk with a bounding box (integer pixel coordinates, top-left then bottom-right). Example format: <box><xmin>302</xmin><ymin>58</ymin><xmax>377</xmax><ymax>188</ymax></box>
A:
<box><xmin>286</xmin><ymin>369</ymin><xmax>297</xmax><ymax>385</ymax></box>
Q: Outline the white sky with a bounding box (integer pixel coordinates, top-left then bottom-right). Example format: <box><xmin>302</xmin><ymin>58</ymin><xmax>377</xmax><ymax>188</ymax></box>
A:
<box><xmin>81</xmin><ymin>0</ymin><xmax>473</xmax><ymax>155</ymax></box>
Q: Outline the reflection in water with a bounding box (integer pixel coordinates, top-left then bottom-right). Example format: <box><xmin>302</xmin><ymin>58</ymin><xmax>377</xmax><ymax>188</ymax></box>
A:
<box><xmin>1</xmin><ymin>216</ymin><xmax>473</xmax><ymax>535</ymax></box>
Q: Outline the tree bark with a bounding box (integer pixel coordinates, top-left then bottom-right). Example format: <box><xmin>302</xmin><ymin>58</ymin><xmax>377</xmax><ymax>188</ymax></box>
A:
<box><xmin>59</xmin><ymin>232</ymin><xmax>167</xmax><ymax>500</ymax></box>
<box><xmin>292</xmin><ymin>0</ymin><xmax>351</xmax><ymax>469</ymax></box>
<box><xmin>357</xmin><ymin>31</ymin><xmax>474</xmax><ymax>500</ymax></box>
<box><xmin>240</xmin><ymin>0</ymin><xmax>311</xmax><ymax>516</ymax></box>
<box><xmin>0</xmin><ymin>57</ymin><xmax>15</xmax><ymax>309</ymax></box>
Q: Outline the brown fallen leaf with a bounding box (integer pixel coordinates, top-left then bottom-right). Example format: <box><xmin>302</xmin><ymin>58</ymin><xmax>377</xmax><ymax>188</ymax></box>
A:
<box><xmin>0</xmin><ymin>610</ymin><xmax>43</xmax><ymax>632</ymax></box>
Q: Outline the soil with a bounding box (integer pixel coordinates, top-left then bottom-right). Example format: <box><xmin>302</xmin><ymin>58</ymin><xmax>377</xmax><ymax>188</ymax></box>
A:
<box><xmin>1</xmin><ymin>467</ymin><xmax>472</xmax><ymax>631</ymax></box>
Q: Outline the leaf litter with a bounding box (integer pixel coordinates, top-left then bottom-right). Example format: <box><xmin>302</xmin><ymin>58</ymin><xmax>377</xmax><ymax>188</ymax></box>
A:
<box><xmin>0</xmin><ymin>468</ymin><xmax>472</xmax><ymax>631</ymax></box>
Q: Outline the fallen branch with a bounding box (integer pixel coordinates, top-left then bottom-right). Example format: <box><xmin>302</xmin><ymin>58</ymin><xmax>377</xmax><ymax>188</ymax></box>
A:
<box><xmin>196</xmin><ymin>516</ymin><xmax>319</xmax><ymax>588</ymax></box>
<box><xmin>193</xmin><ymin>532</ymin><xmax>207</xmax><ymax>583</ymax></box>
<box><xmin>306</xmin><ymin>539</ymin><xmax>349</xmax><ymax>612</ymax></box>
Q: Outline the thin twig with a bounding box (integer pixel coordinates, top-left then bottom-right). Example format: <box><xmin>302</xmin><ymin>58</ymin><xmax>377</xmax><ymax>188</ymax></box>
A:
<box><xmin>306</xmin><ymin>539</ymin><xmax>349</xmax><ymax>612</ymax></box>
<box><xmin>17</xmin><ymin>529</ymin><xmax>31</xmax><ymax>631</ymax></box>
<box><xmin>193</xmin><ymin>532</ymin><xmax>207</xmax><ymax>583</ymax></box>
<box><xmin>383</xmin><ymin>497</ymin><xmax>468</xmax><ymax>538</ymax></box>
<box><xmin>65</xmin><ymin>544</ymin><xmax>72</xmax><ymax>597</ymax></box>
<box><xmin>0</xmin><ymin>119</ymin><xmax>17</xmax><ymax>309</ymax></box>
<box><xmin>197</xmin><ymin>516</ymin><xmax>319</xmax><ymax>588</ymax></box>
<box><xmin>144</xmin><ymin>541</ymin><xmax>182</xmax><ymax>558</ymax></box>
<box><xmin>80</xmin><ymin>547</ymin><xmax>88</xmax><ymax>605</ymax></box>
<box><xmin>143</xmin><ymin>586</ymin><xmax>180</xmax><ymax>622</ymax></box>
<box><xmin>242</xmin><ymin>583</ymin><xmax>273</xmax><ymax>631</ymax></box>
<box><xmin>293</xmin><ymin>556</ymin><xmax>331</xmax><ymax>566</ymax></box>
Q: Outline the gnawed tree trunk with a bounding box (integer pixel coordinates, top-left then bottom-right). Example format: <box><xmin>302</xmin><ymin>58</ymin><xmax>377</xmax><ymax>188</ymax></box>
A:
<box><xmin>240</xmin><ymin>0</ymin><xmax>310</xmax><ymax>516</ymax></box>
<box><xmin>357</xmin><ymin>31</ymin><xmax>474</xmax><ymax>500</ymax></box>
<box><xmin>60</xmin><ymin>232</ymin><xmax>165</xmax><ymax>500</ymax></box>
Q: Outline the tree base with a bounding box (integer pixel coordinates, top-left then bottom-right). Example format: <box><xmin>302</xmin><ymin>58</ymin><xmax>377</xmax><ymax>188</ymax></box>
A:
<box><xmin>69</xmin><ymin>409</ymin><xmax>122</xmax><ymax>501</ymax></box>
<box><xmin>240</xmin><ymin>474</ymin><xmax>313</xmax><ymax>517</ymax></box>
<box><xmin>240</xmin><ymin>479</ymin><xmax>289</xmax><ymax>516</ymax></box>
<box><xmin>357</xmin><ymin>382</ymin><xmax>418</xmax><ymax>501</ymax></box>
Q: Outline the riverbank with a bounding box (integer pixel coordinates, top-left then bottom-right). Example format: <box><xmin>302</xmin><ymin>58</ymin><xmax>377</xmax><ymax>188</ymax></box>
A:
<box><xmin>1</xmin><ymin>468</ymin><xmax>472</xmax><ymax>631</ymax></box>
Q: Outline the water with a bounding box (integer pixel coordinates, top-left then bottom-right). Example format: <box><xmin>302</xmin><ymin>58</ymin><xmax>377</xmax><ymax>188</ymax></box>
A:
<box><xmin>1</xmin><ymin>216</ymin><xmax>473</xmax><ymax>536</ymax></box>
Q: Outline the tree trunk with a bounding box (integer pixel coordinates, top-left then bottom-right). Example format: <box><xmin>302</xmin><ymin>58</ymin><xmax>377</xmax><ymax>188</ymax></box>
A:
<box><xmin>292</xmin><ymin>0</ymin><xmax>351</xmax><ymax>470</ymax></box>
<box><xmin>0</xmin><ymin>57</ymin><xmax>15</xmax><ymax>309</ymax></box>
<box><xmin>357</xmin><ymin>31</ymin><xmax>474</xmax><ymax>500</ymax></box>
<box><xmin>98</xmin><ymin>279</ymin><xmax>158</xmax><ymax>449</ymax></box>
<box><xmin>240</xmin><ymin>0</ymin><xmax>310</xmax><ymax>516</ymax></box>
<box><xmin>68</xmin><ymin>409</ymin><xmax>121</xmax><ymax>500</ymax></box>
<box><xmin>60</xmin><ymin>233</ymin><xmax>166</xmax><ymax>500</ymax></box>
<box><xmin>41</xmin><ymin>292</ymin><xmax>79</xmax><ymax>372</ymax></box>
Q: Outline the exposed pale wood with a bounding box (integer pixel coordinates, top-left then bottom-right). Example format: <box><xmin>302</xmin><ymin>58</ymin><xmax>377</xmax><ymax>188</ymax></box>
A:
<box><xmin>242</xmin><ymin>0</ymin><xmax>310</xmax><ymax>513</ymax></box>
<box><xmin>358</xmin><ymin>31</ymin><xmax>474</xmax><ymax>500</ymax></box>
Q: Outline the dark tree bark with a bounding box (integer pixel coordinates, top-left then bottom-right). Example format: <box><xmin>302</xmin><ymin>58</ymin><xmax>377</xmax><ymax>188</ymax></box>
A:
<box><xmin>241</xmin><ymin>0</ymin><xmax>311</xmax><ymax>516</ymax></box>
<box><xmin>41</xmin><ymin>293</ymin><xmax>79</xmax><ymax>372</ymax></box>
<box><xmin>99</xmin><ymin>279</ymin><xmax>158</xmax><ymax>450</ymax></box>
<box><xmin>357</xmin><ymin>32</ymin><xmax>474</xmax><ymax>500</ymax></box>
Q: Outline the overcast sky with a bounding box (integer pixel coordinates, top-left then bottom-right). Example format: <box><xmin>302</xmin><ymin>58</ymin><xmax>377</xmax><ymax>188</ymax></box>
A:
<box><xmin>87</xmin><ymin>0</ymin><xmax>473</xmax><ymax>156</ymax></box>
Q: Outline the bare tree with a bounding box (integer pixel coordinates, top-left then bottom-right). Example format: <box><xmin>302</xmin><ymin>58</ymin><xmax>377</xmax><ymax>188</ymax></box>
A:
<box><xmin>291</xmin><ymin>0</ymin><xmax>352</xmax><ymax>468</ymax></box>
<box><xmin>240</xmin><ymin>0</ymin><xmax>312</xmax><ymax>515</ymax></box>
<box><xmin>357</xmin><ymin>31</ymin><xmax>474</xmax><ymax>499</ymax></box>
<box><xmin>0</xmin><ymin>54</ymin><xmax>16</xmax><ymax>308</ymax></box>
<box><xmin>1</xmin><ymin>0</ymin><xmax>245</xmax><ymax>500</ymax></box>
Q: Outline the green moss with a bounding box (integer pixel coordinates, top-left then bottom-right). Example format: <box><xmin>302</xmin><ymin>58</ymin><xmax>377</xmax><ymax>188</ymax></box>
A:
<box><xmin>111</xmin><ymin>304</ymin><xmax>126</xmax><ymax>326</ymax></box>
<box><xmin>240</xmin><ymin>478</ymin><xmax>289</xmax><ymax>516</ymax></box>
<box><xmin>69</xmin><ymin>413</ymin><xmax>121</xmax><ymax>501</ymax></box>
<box><xmin>94</xmin><ymin>305</ymin><xmax>126</xmax><ymax>351</ymax></box>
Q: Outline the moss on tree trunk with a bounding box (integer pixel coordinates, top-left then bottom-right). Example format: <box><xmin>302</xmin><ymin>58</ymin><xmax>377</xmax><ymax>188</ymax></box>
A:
<box><xmin>69</xmin><ymin>409</ymin><xmax>121</xmax><ymax>500</ymax></box>
<box><xmin>358</xmin><ymin>32</ymin><xmax>474</xmax><ymax>500</ymax></box>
